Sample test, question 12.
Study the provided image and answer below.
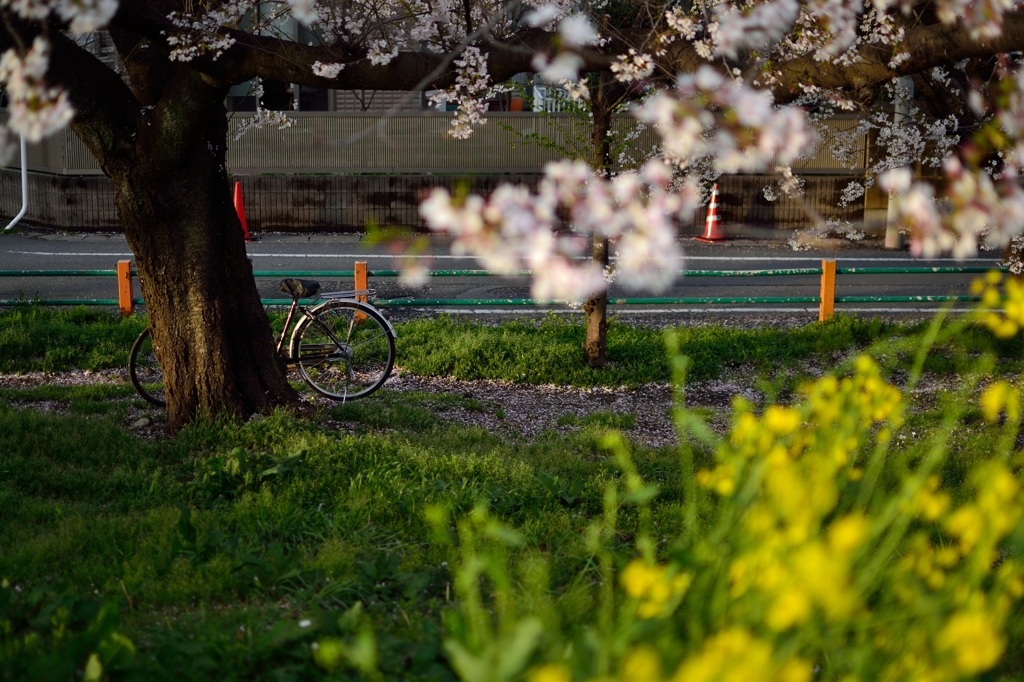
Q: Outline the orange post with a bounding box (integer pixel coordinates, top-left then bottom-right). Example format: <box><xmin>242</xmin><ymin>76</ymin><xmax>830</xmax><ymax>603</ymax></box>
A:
<box><xmin>117</xmin><ymin>260</ymin><xmax>134</xmax><ymax>317</ymax></box>
<box><xmin>819</xmin><ymin>259</ymin><xmax>836</xmax><ymax>322</ymax></box>
<box><xmin>354</xmin><ymin>261</ymin><xmax>368</xmax><ymax>322</ymax></box>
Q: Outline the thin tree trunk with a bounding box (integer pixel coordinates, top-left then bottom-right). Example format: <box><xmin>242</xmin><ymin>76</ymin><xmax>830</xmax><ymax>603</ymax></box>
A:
<box><xmin>582</xmin><ymin>236</ymin><xmax>610</xmax><ymax>367</ymax></box>
<box><xmin>582</xmin><ymin>76</ymin><xmax>617</xmax><ymax>368</ymax></box>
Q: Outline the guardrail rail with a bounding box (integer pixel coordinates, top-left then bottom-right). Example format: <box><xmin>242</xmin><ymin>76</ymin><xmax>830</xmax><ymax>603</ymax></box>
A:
<box><xmin>0</xmin><ymin>260</ymin><xmax>1005</xmax><ymax>321</ymax></box>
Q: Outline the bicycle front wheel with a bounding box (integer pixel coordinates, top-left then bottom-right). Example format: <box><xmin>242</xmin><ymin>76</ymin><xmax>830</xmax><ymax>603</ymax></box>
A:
<box><xmin>290</xmin><ymin>300</ymin><xmax>396</xmax><ymax>402</ymax></box>
<box><xmin>128</xmin><ymin>328</ymin><xmax>166</xmax><ymax>407</ymax></box>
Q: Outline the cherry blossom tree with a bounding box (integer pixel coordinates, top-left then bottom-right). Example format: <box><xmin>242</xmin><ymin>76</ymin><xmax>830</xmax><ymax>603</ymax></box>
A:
<box><xmin>6</xmin><ymin>0</ymin><xmax>1024</xmax><ymax>426</ymax></box>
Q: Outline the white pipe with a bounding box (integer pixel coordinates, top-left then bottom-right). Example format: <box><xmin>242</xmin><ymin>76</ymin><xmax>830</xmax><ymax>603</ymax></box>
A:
<box><xmin>885</xmin><ymin>77</ymin><xmax>914</xmax><ymax>250</ymax></box>
<box><xmin>4</xmin><ymin>135</ymin><xmax>27</xmax><ymax>231</ymax></box>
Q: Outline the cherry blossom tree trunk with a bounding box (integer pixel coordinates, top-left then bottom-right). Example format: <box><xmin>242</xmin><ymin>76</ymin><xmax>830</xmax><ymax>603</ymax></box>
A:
<box><xmin>63</xmin><ymin>36</ymin><xmax>299</xmax><ymax>431</ymax></box>
<box><xmin>582</xmin><ymin>77</ymin><xmax>618</xmax><ymax>368</ymax></box>
<box><xmin>111</xmin><ymin>120</ymin><xmax>300</xmax><ymax>431</ymax></box>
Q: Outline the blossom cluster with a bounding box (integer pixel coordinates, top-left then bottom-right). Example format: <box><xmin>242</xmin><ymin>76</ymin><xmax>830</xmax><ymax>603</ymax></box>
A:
<box><xmin>5</xmin><ymin>0</ymin><xmax>116</xmax><ymax>34</ymax></box>
<box><xmin>419</xmin><ymin>159</ymin><xmax>698</xmax><ymax>301</ymax></box>
<box><xmin>232</xmin><ymin>78</ymin><xmax>294</xmax><ymax>140</ymax></box>
<box><xmin>0</xmin><ymin>37</ymin><xmax>73</xmax><ymax>143</ymax></box>
<box><xmin>635</xmin><ymin>66</ymin><xmax>815</xmax><ymax>174</ymax></box>
<box><xmin>0</xmin><ymin>0</ymin><xmax>116</xmax><ymax>152</ymax></box>
<box><xmin>429</xmin><ymin>47</ymin><xmax>492</xmax><ymax>139</ymax></box>
<box><xmin>886</xmin><ymin>154</ymin><xmax>1024</xmax><ymax>259</ymax></box>
<box><xmin>609</xmin><ymin>49</ymin><xmax>654</xmax><ymax>83</ymax></box>
<box><xmin>164</xmin><ymin>0</ymin><xmax>252</xmax><ymax>62</ymax></box>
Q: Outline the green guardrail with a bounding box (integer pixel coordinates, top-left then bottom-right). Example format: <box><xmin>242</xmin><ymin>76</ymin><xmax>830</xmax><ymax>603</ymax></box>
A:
<box><xmin>0</xmin><ymin>296</ymin><xmax>987</xmax><ymax>308</ymax></box>
<box><xmin>0</xmin><ymin>270</ymin><xmax>119</xmax><ymax>277</ymax></box>
<box><xmin>0</xmin><ymin>265</ymin><xmax>1007</xmax><ymax>309</ymax></box>
<box><xmin>0</xmin><ymin>266</ymin><xmax>1011</xmax><ymax>278</ymax></box>
<box><xmin>0</xmin><ymin>299</ymin><xmax>145</xmax><ymax>306</ymax></box>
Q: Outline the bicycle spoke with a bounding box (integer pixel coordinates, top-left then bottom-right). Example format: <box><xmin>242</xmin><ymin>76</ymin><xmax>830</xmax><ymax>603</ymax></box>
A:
<box><xmin>293</xmin><ymin>301</ymin><xmax>395</xmax><ymax>402</ymax></box>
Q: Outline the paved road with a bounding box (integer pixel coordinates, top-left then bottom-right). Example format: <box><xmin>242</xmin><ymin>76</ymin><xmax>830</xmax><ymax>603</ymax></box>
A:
<box><xmin>0</xmin><ymin>229</ymin><xmax>1005</xmax><ymax>318</ymax></box>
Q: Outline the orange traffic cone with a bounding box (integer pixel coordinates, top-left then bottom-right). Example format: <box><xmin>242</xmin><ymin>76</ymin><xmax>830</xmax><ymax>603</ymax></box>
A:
<box><xmin>233</xmin><ymin>181</ymin><xmax>258</xmax><ymax>242</ymax></box>
<box><xmin>696</xmin><ymin>184</ymin><xmax>727</xmax><ymax>242</ymax></box>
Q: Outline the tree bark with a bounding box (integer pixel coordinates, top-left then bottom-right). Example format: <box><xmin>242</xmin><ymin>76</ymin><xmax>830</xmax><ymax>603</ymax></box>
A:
<box><xmin>112</xmin><ymin>107</ymin><xmax>300</xmax><ymax>431</ymax></box>
<box><xmin>581</xmin><ymin>75</ymin><xmax>622</xmax><ymax>368</ymax></box>
<box><xmin>582</xmin><ymin>236</ymin><xmax>610</xmax><ymax>367</ymax></box>
<box><xmin>55</xmin><ymin>29</ymin><xmax>301</xmax><ymax>431</ymax></box>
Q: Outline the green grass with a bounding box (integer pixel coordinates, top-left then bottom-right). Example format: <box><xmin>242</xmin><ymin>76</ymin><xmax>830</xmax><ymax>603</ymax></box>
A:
<box><xmin>3</xmin><ymin>307</ymin><xmax>1024</xmax><ymax>679</ymax></box>
<box><xmin>0</xmin><ymin>307</ymin><xmax>906</xmax><ymax>385</ymax></box>
<box><xmin>0</xmin><ymin>387</ymin><xmax>689</xmax><ymax>680</ymax></box>
<box><xmin>556</xmin><ymin>411</ymin><xmax>636</xmax><ymax>430</ymax></box>
<box><xmin>2</xmin><ymin>366</ymin><xmax>1021</xmax><ymax>680</ymax></box>
<box><xmin>327</xmin><ymin>390</ymin><xmax>491</xmax><ymax>431</ymax></box>
<box><xmin>0</xmin><ymin>306</ymin><xmax>147</xmax><ymax>373</ymax></box>
<box><xmin>394</xmin><ymin>313</ymin><xmax>904</xmax><ymax>385</ymax></box>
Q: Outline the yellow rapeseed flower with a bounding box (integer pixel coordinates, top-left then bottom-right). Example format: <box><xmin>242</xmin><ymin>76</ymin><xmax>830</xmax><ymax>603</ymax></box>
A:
<box><xmin>764</xmin><ymin>406</ymin><xmax>800</xmax><ymax>435</ymax></box>
<box><xmin>621</xmin><ymin>560</ymin><xmax>660</xmax><ymax>600</ymax></box>
<box><xmin>945</xmin><ymin>505</ymin><xmax>985</xmax><ymax>554</ymax></box>
<box><xmin>620</xmin><ymin>647</ymin><xmax>661</xmax><ymax>682</ymax></box>
<box><xmin>529</xmin><ymin>663</ymin><xmax>573</xmax><ymax>682</ymax></box>
<box><xmin>767</xmin><ymin>589</ymin><xmax>812</xmax><ymax>631</ymax></box>
<box><xmin>621</xmin><ymin>560</ymin><xmax>691</xmax><ymax>619</ymax></box>
<box><xmin>672</xmin><ymin>629</ymin><xmax>810</xmax><ymax>682</ymax></box>
<box><xmin>936</xmin><ymin>611</ymin><xmax>1005</xmax><ymax>675</ymax></box>
<box><xmin>980</xmin><ymin>381</ymin><xmax>1018</xmax><ymax>422</ymax></box>
<box><xmin>828</xmin><ymin>514</ymin><xmax>870</xmax><ymax>554</ymax></box>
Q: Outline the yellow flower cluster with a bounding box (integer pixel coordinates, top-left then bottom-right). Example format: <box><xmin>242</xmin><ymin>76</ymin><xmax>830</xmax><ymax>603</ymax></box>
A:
<box><xmin>620</xmin><ymin>560</ymin><xmax>692</xmax><ymax>618</ymax></box>
<box><xmin>526</xmin><ymin>346</ymin><xmax>1024</xmax><ymax>682</ymax></box>
<box><xmin>936</xmin><ymin>611</ymin><xmax>1005</xmax><ymax>675</ymax></box>
<box><xmin>528</xmin><ymin>663</ymin><xmax>572</xmax><ymax>682</ymax></box>
<box><xmin>883</xmin><ymin>461</ymin><xmax>1024</xmax><ymax>680</ymax></box>
<box><xmin>945</xmin><ymin>462</ymin><xmax>1020</xmax><ymax>558</ymax></box>
<box><xmin>548</xmin><ymin>632</ymin><xmax>810</xmax><ymax>682</ymax></box>
<box><xmin>909</xmin><ymin>475</ymin><xmax>950</xmax><ymax>521</ymax></box>
<box><xmin>709</xmin><ymin>357</ymin><xmax>902</xmax><ymax>494</ymax></box>
<box><xmin>698</xmin><ymin>358</ymin><xmax>901</xmax><ymax>631</ymax></box>
<box><xmin>971</xmin><ymin>270</ymin><xmax>1024</xmax><ymax>337</ymax></box>
<box><xmin>980</xmin><ymin>380</ymin><xmax>1020</xmax><ymax>423</ymax></box>
<box><xmin>690</xmin><ymin>357</ymin><xmax>1021</xmax><ymax>680</ymax></box>
<box><xmin>671</xmin><ymin>629</ymin><xmax>810</xmax><ymax>682</ymax></box>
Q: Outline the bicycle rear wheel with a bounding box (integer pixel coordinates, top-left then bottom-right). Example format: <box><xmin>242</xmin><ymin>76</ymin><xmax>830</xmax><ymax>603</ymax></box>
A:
<box><xmin>290</xmin><ymin>299</ymin><xmax>396</xmax><ymax>401</ymax></box>
<box><xmin>128</xmin><ymin>328</ymin><xmax>166</xmax><ymax>407</ymax></box>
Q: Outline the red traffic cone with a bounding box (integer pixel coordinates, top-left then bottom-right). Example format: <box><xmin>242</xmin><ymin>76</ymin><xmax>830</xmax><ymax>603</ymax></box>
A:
<box><xmin>696</xmin><ymin>184</ymin><xmax>727</xmax><ymax>242</ymax></box>
<box><xmin>233</xmin><ymin>181</ymin><xmax>258</xmax><ymax>242</ymax></box>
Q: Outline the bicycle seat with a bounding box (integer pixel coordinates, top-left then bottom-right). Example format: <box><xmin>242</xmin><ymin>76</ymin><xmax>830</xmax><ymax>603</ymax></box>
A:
<box><xmin>280</xmin><ymin>278</ymin><xmax>321</xmax><ymax>298</ymax></box>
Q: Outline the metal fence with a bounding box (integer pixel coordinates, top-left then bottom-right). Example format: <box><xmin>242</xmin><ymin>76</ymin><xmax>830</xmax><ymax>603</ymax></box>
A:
<box><xmin>0</xmin><ymin>111</ymin><xmax>869</xmax><ymax>231</ymax></box>
<box><xmin>0</xmin><ymin>170</ymin><xmax>864</xmax><ymax>232</ymax></box>
<box><xmin>2</xmin><ymin>112</ymin><xmax>867</xmax><ymax>176</ymax></box>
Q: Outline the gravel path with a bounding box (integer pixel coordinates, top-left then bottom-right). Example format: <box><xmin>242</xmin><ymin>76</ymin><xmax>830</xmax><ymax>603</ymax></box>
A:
<box><xmin>0</xmin><ymin>364</ymin><xmax>770</xmax><ymax>446</ymax></box>
<box><xmin>0</xmin><ymin>311</ymin><xmax>947</xmax><ymax>445</ymax></box>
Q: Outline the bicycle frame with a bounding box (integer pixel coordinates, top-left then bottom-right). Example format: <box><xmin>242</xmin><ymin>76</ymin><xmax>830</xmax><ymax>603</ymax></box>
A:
<box><xmin>275</xmin><ymin>297</ymin><xmax>356</xmax><ymax>362</ymax></box>
<box><xmin>275</xmin><ymin>298</ymin><xmax>305</xmax><ymax>356</ymax></box>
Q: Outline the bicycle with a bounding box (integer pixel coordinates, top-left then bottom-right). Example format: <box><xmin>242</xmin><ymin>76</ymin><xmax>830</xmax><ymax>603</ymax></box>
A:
<box><xmin>129</xmin><ymin>278</ymin><xmax>397</xmax><ymax>407</ymax></box>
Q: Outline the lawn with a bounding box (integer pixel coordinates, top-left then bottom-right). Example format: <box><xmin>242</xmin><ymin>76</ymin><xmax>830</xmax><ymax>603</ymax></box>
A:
<box><xmin>2</xmin><ymin>305</ymin><xmax>1024</xmax><ymax>681</ymax></box>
